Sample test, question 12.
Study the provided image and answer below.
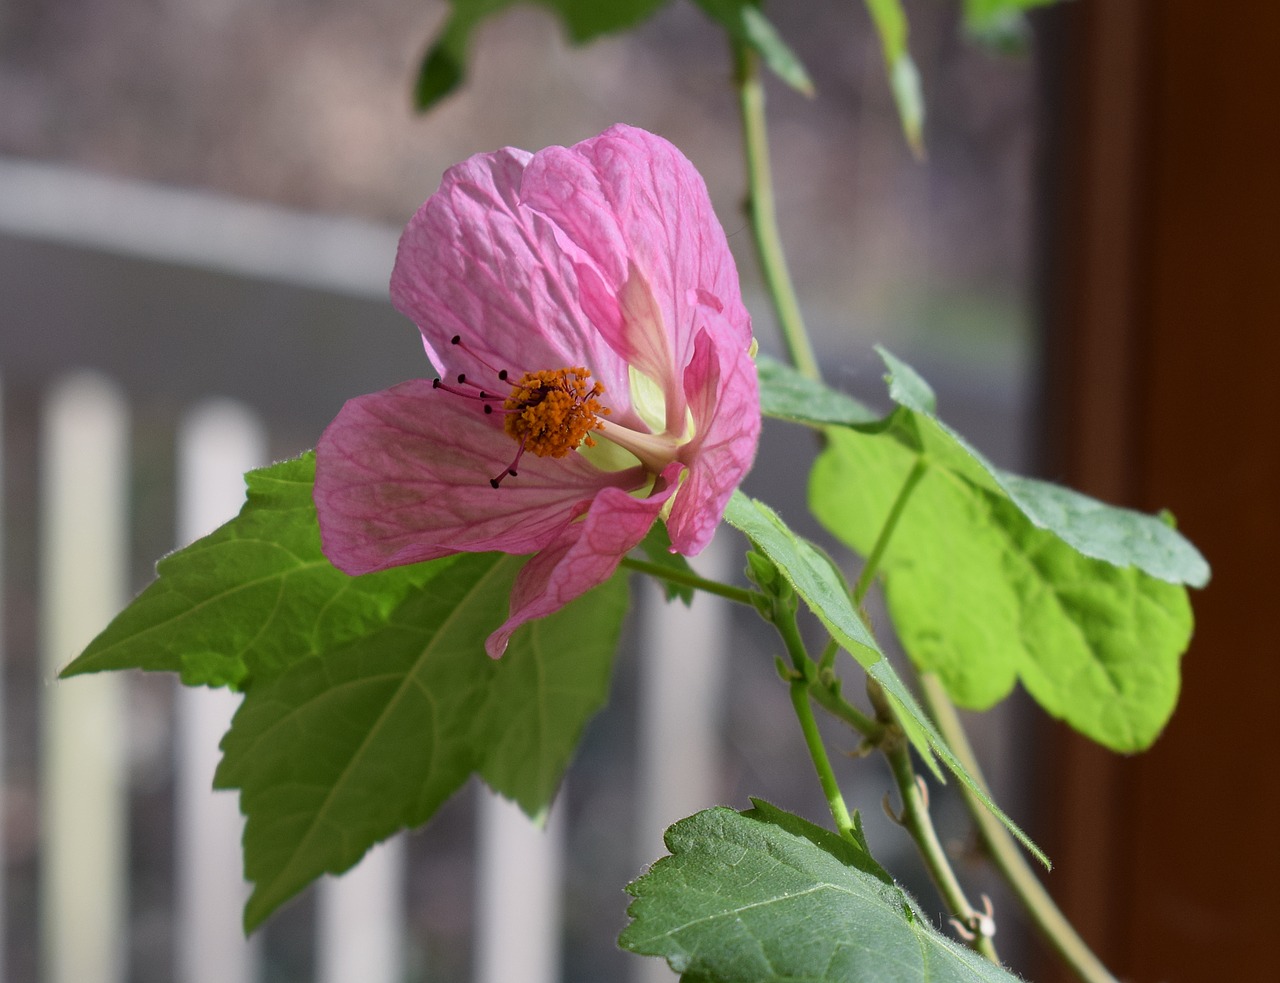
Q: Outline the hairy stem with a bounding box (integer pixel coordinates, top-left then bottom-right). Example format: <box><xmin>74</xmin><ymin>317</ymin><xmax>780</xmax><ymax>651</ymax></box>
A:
<box><xmin>775</xmin><ymin>609</ymin><xmax>859</xmax><ymax>843</ymax></box>
<box><xmin>619</xmin><ymin>556</ymin><xmax>762</xmax><ymax>607</ymax></box>
<box><xmin>920</xmin><ymin>674</ymin><xmax>1121</xmax><ymax>983</ymax></box>
<box><xmin>735</xmin><ymin>44</ymin><xmax>821</xmax><ymax>382</ymax></box>
<box><xmin>868</xmin><ymin>679</ymin><xmax>1001</xmax><ymax>962</ymax></box>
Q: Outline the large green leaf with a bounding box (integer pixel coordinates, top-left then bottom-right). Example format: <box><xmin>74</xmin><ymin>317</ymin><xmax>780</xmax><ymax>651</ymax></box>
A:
<box><xmin>723</xmin><ymin>492</ymin><xmax>1045</xmax><ymax>866</ymax></box>
<box><xmin>62</xmin><ymin>454</ymin><xmax>443</xmax><ymax>689</ymax></box>
<box><xmin>621</xmin><ymin>802</ymin><xmax>1024</xmax><ymax>982</ymax></box>
<box><xmin>810</xmin><ymin>350</ymin><xmax>1205</xmax><ymax>751</ymax></box>
<box><xmin>215</xmin><ymin>552</ymin><xmax>627</xmax><ymax>929</ymax></box>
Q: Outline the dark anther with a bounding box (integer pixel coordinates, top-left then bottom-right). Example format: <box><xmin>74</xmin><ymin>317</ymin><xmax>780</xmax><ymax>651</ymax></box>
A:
<box><xmin>508</xmin><ymin>469</ymin><xmax>518</xmax><ymax>477</ymax></box>
<box><xmin>498</xmin><ymin>370</ymin><xmax>509</xmax><ymax>381</ymax></box>
<box><xmin>478</xmin><ymin>391</ymin><xmax>488</xmax><ymax>398</ymax></box>
<box><xmin>432</xmin><ymin>378</ymin><xmax>441</xmax><ymax>388</ymax></box>
<box><xmin>489</xmin><ymin>478</ymin><xmax>501</xmax><ymax>489</ymax></box>
<box><xmin>457</xmin><ymin>373</ymin><xmax>467</xmax><ymax>384</ymax></box>
<box><xmin>483</xmin><ymin>405</ymin><xmax>493</xmax><ymax>414</ymax></box>
<box><xmin>451</xmin><ymin>335</ymin><xmax>461</xmax><ymax>345</ymax></box>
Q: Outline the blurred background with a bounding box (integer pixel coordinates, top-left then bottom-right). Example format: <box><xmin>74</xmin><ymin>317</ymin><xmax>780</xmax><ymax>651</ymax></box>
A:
<box><xmin>0</xmin><ymin>1</ymin><xmax>1275</xmax><ymax>981</ymax></box>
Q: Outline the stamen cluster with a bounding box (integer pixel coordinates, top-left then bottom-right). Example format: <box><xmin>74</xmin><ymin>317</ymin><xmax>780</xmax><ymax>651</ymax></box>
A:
<box><xmin>503</xmin><ymin>368</ymin><xmax>608</xmax><ymax>458</ymax></box>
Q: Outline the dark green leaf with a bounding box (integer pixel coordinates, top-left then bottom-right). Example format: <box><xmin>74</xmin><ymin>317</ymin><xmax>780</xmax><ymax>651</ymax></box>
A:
<box><xmin>622</xmin><ymin>804</ymin><xmax>1025</xmax><ymax>982</ymax></box>
<box><xmin>757</xmin><ymin>353</ymin><xmax>882</xmax><ymax>427</ymax></box>
<box><xmin>62</xmin><ymin>454</ymin><xmax>443</xmax><ymax>689</ymax></box>
<box><xmin>216</xmin><ymin>554</ymin><xmax>627</xmax><ymax>928</ymax></box>
<box><xmin>810</xmin><ymin>350</ymin><xmax>1205</xmax><ymax>750</ymax></box>
<box><xmin>723</xmin><ymin>492</ymin><xmax>1046</xmax><ymax>866</ymax></box>
<box><xmin>693</xmin><ymin>0</ymin><xmax>814</xmax><ymax>95</ymax></box>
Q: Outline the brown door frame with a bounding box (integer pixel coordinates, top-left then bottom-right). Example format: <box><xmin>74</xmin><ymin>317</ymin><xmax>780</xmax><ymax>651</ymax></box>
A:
<box><xmin>1037</xmin><ymin>1</ymin><xmax>1280</xmax><ymax>980</ymax></box>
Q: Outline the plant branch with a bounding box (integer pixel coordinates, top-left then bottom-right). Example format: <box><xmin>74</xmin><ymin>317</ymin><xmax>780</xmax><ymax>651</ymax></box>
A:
<box><xmin>868</xmin><ymin>679</ymin><xmax>1001</xmax><ymax>962</ymax></box>
<box><xmin>774</xmin><ymin>608</ymin><xmax>859</xmax><ymax>843</ymax></box>
<box><xmin>620</xmin><ymin>557</ymin><xmax>762</xmax><ymax>608</ymax></box>
<box><xmin>734</xmin><ymin>43</ymin><xmax>821</xmax><ymax>382</ymax></box>
<box><xmin>919</xmin><ymin>673</ymin><xmax>1121</xmax><ymax>983</ymax></box>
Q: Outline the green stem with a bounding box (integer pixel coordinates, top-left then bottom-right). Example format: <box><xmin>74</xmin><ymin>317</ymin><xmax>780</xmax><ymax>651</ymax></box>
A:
<box><xmin>735</xmin><ymin>43</ymin><xmax>821</xmax><ymax>382</ymax></box>
<box><xmin>919</xmin><ymin>674</ymin><xmax>1121</xmax><ymax>983</ymax></box>
<box><xmin>775</xmin><ymin>609</ymin><xmax>858</xmax><ymax>843</ymax></box>
<box><xmin>868</xmin><ymin>680</ymin><xmax>1001</xmax><ymax>963</ymax></box>
<box><xmin>619</xmin><ymin>557</ymin><xmax>762</xmax><ymax>608</ymax></box>
<box><xmin>853</xmin><ymin>455</ymin><xmax>928</xmax><ymax>605</ymax></box>
<box><xmin>808</xmin><ymin>676</ymin><xmax>883</xmax><ymax>742</ymax></box>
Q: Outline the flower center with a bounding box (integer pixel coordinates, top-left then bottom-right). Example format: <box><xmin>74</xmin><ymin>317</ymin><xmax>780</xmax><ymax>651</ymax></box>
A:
<box><xmin>502</xmin><ymin>367</ymin><xmax>609</xmax><ymax>458</ymax></box>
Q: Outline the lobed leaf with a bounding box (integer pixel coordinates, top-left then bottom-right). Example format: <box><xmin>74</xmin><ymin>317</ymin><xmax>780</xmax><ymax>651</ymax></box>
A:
<box><xmin>810</xmin><ymin>350</ymin><xmax>1205</xmax><ymax>751</ymax></box>
<box><xmin>216</xmin><ymin>552</ymin><xmax>627</xmax><ymax>929</ymax></box>
<box><xmin>622</xmin><ymin>802</ymin><xmax>1026</xmax><ymax>982</ymax></box>
<box><xmin>61</xmin><ymin>454</ymin><xmax>442</xmax><ymax>689</ymax></box>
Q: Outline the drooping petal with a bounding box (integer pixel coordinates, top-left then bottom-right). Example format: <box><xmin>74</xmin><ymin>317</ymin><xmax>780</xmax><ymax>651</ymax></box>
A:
<box><xmin>314</xmin><ymin>380</ymin><xmax>646</xmax><ymax>574</ymax></box>
<box><xmin>520</xmin><ymin>124</ymin><xmax>753</xmax><ymax>396</ymax></box>
<box><xmin>390</xmin><ymin>148</ymin><xmax>631</xmax><ymax>407</ymax></box>
<box><xmin>666</xmin><ymin>326</ymin><xmax>760</xmax><ymax>555</ymax></box>
<box><xmin>485</xmin><ymin>466</ymin><xmax>682</xmax><ymax>657</ymax></box>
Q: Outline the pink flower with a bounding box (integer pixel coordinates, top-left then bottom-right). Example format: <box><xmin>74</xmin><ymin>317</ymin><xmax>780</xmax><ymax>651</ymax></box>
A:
<box><xmin>314</xmin><ymin>124</ymin><xmax>759</xmax><ymax>656</ymax></box>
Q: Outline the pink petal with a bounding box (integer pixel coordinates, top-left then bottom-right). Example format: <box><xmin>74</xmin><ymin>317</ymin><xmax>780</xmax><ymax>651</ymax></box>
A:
<box><xmin>314</xmin><ymin>380</ymin><xmax>646</xmax><ymax>574</ymax></box>
<box><xmin>390</xmin><ymin>148</ymin><xmax>631</xmax><ymax>408</ymax></box>
<box><xmin>520</xmin><ymin>124</ymin><xmax>753</xmax><ymax>401</ymax></box>
<box><xmin>666</xmin><ymin>327</ymin><xmax>760</xmax><ymax>555</ymax></box>
<box><xmin>485</xmin><ymin>466</ymin><xmax>682</xmax><ymax>657</ymax></box>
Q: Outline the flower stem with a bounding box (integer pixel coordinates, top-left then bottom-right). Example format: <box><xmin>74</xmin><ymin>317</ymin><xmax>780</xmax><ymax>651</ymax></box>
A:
<box><xmin>919</xmin><ymin>674</ymin><xmax>1121</xmax><ymax>983</ymax></box>
<box><xmin>619</xmin><ymin>556</ymin><xmax>762</xmax><ymax>608</ymax></box>
<box><xmin>774</xmin><ymin>608</ymin><xmax>859</xmax><ymax>843</ymax></box>
<box><xmin>734</xmin><ymin>43</ymin><xmax>821</xmax><ymax>382</ymax></box>
<box><xmin>867</xmin><ymin>678</ymin><xmax>1001</xmax><ymax>963</ymax></box>
<box><xmin>853</xmin><ymin>455</ymin><xmax>928</xmax><ymax>605</ymax></box>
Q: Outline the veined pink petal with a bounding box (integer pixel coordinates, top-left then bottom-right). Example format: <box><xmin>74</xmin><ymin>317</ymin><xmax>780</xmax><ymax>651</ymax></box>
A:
<box><xmin>390</xmin><ymin>148</ymin><xmax>632</xmax><ymax>409</ymax></box>
<box><xmin>485</xmin><ymin>467</ymin><xmax>682</xmax><ymax>658</ymax></box>
<box><xmin>315</xmin><ymin>381</ymin><xmax>646</xmax><ymax>574</ymax></box>
<box><xmin>520</xmin><ymin>125</ymin><xmax>752</xmax><ymax>396</ymax></box>
<box><xmin>667</xmin><ymin>326</ymin><xmax>761</xmax><ymax>555</ymax></box>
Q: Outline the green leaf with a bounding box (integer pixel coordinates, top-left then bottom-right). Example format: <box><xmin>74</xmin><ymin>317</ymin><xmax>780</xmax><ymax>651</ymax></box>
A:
<box><xmin>62</xmin><ymin>454</ymin><xmax>443</xmax><ymax>689</ymax></box>
<box><xmin>216</xmin><ymin>553</ymin><xmax>627</xmax><ymax>929</ymax></box>
<box><xmin>875</xmin><ymin>348</ymin><xmax>1209</xmax><ymax>587</ymax></box>
<box><xmin>723</xmin><ymin>491</ymin><xmax>1045</xmax><ymax>866</ymax></box>
<box><xmin>963</xmin><ymin>0</ymin><xmax>1057</xmax><ymax>51</ymax></box>
<box><xmin>621</xmin><ymin>804</ymin><xmax>1025</xmax><ymax>982</ymax></box>
<box><xmin>414</xmin><ymin>0</ymin><xmax>669</xmax><ymax>111</ymax></box>
<box><xmin>637</xmin><ymin>522</ymin><xmax>696</xmax><ymax>605</ymax></box>
<box><xmin>863</xmin><ymin>0</ymin><xmax>926</xmax><ymax>156</ymax></box>
<box><xmin>693</xmin><ymin>0</ymin><xmax>814</xmax><ymax>95</ymax></box>
<box><xmin>810</xmin><ymin>350</ymin><xmax>1205</xmax><ymax>751</ymax></box>
<box><xmin>757</xmin><ymin>353</ymin><xmax>882</xmax><ymax>428</ymax></box>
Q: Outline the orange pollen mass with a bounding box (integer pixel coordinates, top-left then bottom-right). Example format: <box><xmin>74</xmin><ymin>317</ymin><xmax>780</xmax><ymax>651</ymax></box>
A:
<box><xmin>503</xmin><ymin>367</ymin><xmax>609</xmax><ymax>458</ymax></box>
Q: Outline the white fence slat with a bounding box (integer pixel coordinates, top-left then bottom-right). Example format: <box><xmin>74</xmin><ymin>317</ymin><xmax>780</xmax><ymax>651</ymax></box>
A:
<box><xmin>475</xmin><ymin>789</ymin><xmax>565</xmax><ymax>983</ymax></box>
<box><xmin>39</xmin><ymin>373</ymin><xmax>130</xmax><ymax>983</ymax></box>
<box><xmin>175</xmin><ymin>401</ymin><xmax>266</xmax><ymax>983</ymax></box>
<box><xmin>317</xmin><ymin>837</ymin><xmax>406</xmax><ymax>983</ymax></box>
<box><xmin>633</xmin><ymin>536</ymin><xmax>730</xmax><ymax>983</ymax></box>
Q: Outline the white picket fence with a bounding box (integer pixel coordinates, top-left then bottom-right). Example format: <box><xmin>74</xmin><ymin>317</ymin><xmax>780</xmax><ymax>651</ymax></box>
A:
<box><xmin>2</xmin><ymin>156</ymin><xmax>732</xmax><ymax>983</ymax></box>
